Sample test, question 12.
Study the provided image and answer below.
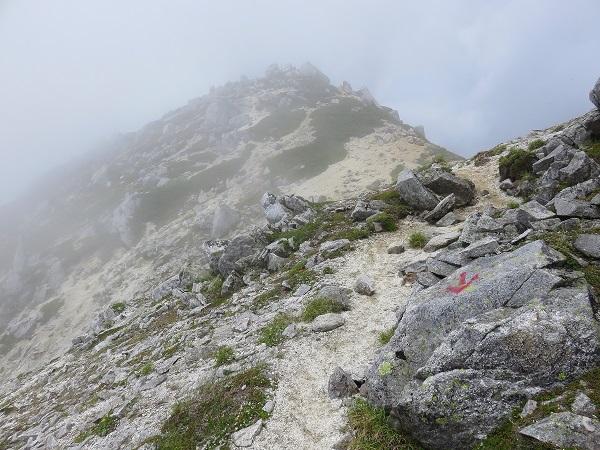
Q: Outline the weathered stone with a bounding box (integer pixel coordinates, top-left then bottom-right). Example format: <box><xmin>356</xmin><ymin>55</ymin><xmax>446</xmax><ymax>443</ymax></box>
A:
<box><xmin>267</xmin><ymin>253</ymin><xmax>287</xmax><ymax>272</ymax></box>
<box><xmin>426</xmin><ymin>258</ymin><xmax>457</xmax><ymax>278</ymax></box>
<box><xmin>328</xmin><ymin>366</ymin><xmax>359</xmax><ymax>399</ymax></box>
<box><xmin>519</xmin><ymin>200</ymin><xmax>555</xmax><ymax>221</ymax></box>
<box><xmin>364</xmin><ymin>241</ymin><xmax>600</xmax><ymax>450</ymax></box>
<box><xmin>416</xmin><ymin>271</ymin><xmax>441</xmax><ymax>287</ymax></box>
<box><xmin>423</xmin><ymin>231</ymin><xmax>460</xmax><ymax>252</ymax></box>
<box><xmin>591</xmin><ymin>76</ymin><xmax>600</xmax><ymax>110</ymax></box>
<box><xmin>354</xmin><ymin>275</ymin><xmax>375</xmax><ymax>296</ymax></box>
<box><xmin>320</xmin><ymin>239</ymin><xmax>350</xmax><ymax>253</ymax></box>
<box><xmin>387</xmin><ymin>243</ymin><xmax>405</xmax><ymax>254</ymax></box>
<box><xmin>574</xmin><ymin>234</ymin><xmax>600</xmax><ymax>259</ymax></box>
<box><xmin>424</xmin><ymin>194</ymin><xmax>456</xmax><ymax>223</ymax></box>
<box><xmin>351</xmin><ymin>200</ymin><xmax>380</xmax><ymax>221</ymax></box>
<box><xmin>558</xmin><ymin>151</ymin><xmax>600</xmax><ymax>185</ymax></box>
<box><xmin>459</xmin><ymin>237</ymin><xmax>499</xmax><ymax>258</ymax></box>
<box><xmin>232</xmin><ymin>419</ymin><xmax>263</xmax><ymax>447</ymax></box>
<box><xmin>499</xmin><ymin>179</ymin><xmax>515</xmax><ymax>190</ymax></box>
<box><xmin>151</xmin><ymin>275</ymin><xmax>180</xmax><ymax>301</ymax></box>
<box><xmin>555</xmin><ymin>199</ymin><xmax>600</xmax><ymax>219</ymax></box>
<box><xmin>265</xmin><ymin>202</ymin><xmax>291</xmax><ymax>224</ymax></box>
<box><xmin>572</xmin><ymin>392</ymin><xmax>597</xmax><ymax>417</ymax></box>
<box><xmin>417</xmin><ymin>169</ymin><xmax>476</xmax><ymax>207</ymax></box>
<box><xmin>298</xmin><ymin>61</ymin><xmax>330</xmax><ymax>84</ymax></box>
<box><xmin>211</xmin><ymin>204</ymin><xmax>240</xmax><ymax>239</ymax></box>
<box><xmin>395</xmin><ymin>170</ymin><xmax>438</xmax><ymax>210</ymax></box>
<box><xmin>217</xmin><ymin>234</ymin><xmax>266</xmax><ymax>277</ymax></box>
<box><xmin>311</xmin><ymin>313</ymin><xmax>345</xmax><ymax>332</ymax></box>
<box><xmin>436</xmin><ymin>211</ymin><xmax>459</xmax><ymax>227</ymax></box>
<box><xmin>520</xmin><ymin>412</ymin><xmax>600</xmax><ymax>450</ymax></box>
<box><xmin>293</xmin><ymin>284</ymin><xmax>311</xmax><ymax>297</ymax></box>
<box><xmin>520</xmin><ymin>400</ymin><xmax>538</xmax><ymax>418</ymax></box>
<box><xmin>317</xmin><ymin>285</ymin><xmax>352</xmax><ymax>310</ymax></box>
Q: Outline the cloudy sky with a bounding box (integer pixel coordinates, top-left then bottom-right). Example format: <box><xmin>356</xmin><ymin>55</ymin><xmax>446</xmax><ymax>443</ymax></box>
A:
<box><xmin>1</xmin><ymin>0</ymin><xmax>599</xmax><ymax>206</ymax></box>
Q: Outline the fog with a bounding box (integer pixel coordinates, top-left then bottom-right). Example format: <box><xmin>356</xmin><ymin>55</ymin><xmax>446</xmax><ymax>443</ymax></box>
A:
<box><xmin>1</xmin><ymin>0</ymin><xmax>599</xmax><ymax>206</ymax></box>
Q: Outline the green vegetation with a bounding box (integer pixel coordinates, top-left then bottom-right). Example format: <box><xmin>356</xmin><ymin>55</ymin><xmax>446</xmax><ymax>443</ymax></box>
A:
<box><xmin>74</xmin><ymin>413</ymin><xmax>119</xmax><ymax>443</ymax></box>
<box><xmin>367</xmin><ymin>212</ymin><xmax>398</xmax><ymax>232</ymax></box>
<box><xmin>473</xmin><ymin>144</ymin><xmax>507</xmax><ymax>166</ymax></box>
<box><xmin>539</xmin><ymin>226</ymin><xmax>600</xmax><ymax>294</ymax></box>
<box><xmin>152</xmin><ymin>366</ymin><xmax>273</xmax><ymax>450</ymax></box>
<box><xmin>249</xmin><ymin>108</ymin><xmax>306</xmax><ymax>140</ymax></box>
<box><xmin>408</xmin><ymin>232</ymin><xmax>428</xmax><ymax>249</ymax></box>
<box><xmin>498</xmin><ymin>148</ymin><xmax>535</xmax><ymax>181</ymax></box>
<box><xmin>507</xmin><ymin>201</ymin><xmax>521</xmax><ymax>209</ymax></box>
<box><xmin>378</xmin><ymin>327</ymin><xmax>396</xmax><ymax>345</ymax></box>
<box><xmin>258</xmin><ymin>313</ymin><xmax>292</xmax><ymax>347</ymax></box>
<box><xmin>300</xmin><ymin>296</ymin><xmax>346</xmax><ymax>322</ymax></box>
<box><xmin>478</xmin><ymin>366</ymin><xmax>600</xmax><ymax>449</ymax></box>
<box><xmin>252</xmin><ymin>287</ymin><xmax>283</xmax><ymax>311</ymax></box>
<box><xmin>140</xmin><ymin>362</ymin><xmax>153</xmax><ymax>376</ymax></box>
<box><xmin>322</xmin><ymin>266</ymin><xmax>334</xmax><ymax>275</ymax></box>
<box><xmin>40</xmin><ymin>298</ymin><xmax>64</xmax><ymax>325</ymax></box>
<box><xmin>214</xmin><ymin>345</ymin><xmax>235</xmax><ymax>367</ymax></box>
<box><xmin>134</xmin><ymin>151</ymin><xmax>251</xmax><ymax>228</ymax></box>
<box><xmin>527</xmin><ymin>139</ymin><xmax>546</xmax><ymax>151</ymax></box>
<box><xmin>583</xmin><ymin>139</ymin><xmax>600</xmax><ymax>164</ymax></box>
<box><xmin>283</xmin><ymin>260</ymin><xmax>318</xmax><ymax>289</ymax></box>
<box><xmin>264</xmin><ymin>98</ymin><xmax>393</xmax><ymax>182</ymax></box>
<box><xmin>111</xmin><ymin>302</ymin><xmax>126</xmax><ymax>314</ymax></box>
<box><xmin>347</xmin><ymin>399</ymin><xmax>424</xmax><ymax>450</ymax></box>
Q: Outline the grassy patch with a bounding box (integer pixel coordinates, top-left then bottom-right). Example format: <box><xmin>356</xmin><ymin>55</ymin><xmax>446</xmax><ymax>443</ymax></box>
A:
<box><xmin>264</xmin><ymin>98</ymin><xmax>391</xmax><ymax>182</ymax></box>
<box><xmin>252</xmin><ymin>287</ymin><xmax>283</xmax><ymax>311</ymax></box>
<box><xmin>74</xmin><ymin>413</ymin><xmax>119</xmax><ymax>443</ymax></box>
<box><xmin>214</xmin><ymin>345</ymin><xmax>235</xmax><ymax>367</ymax></box>
<box><xmin>408</xmin><ymin>232</ymin><xmax>428</xmax><ymax>249</ymax></box>
<box><xmin>473</xmin><ymin>144</ymin><xmax>507</xmax><ymax>166</ymax></box>
<box><xmin>527</xmin><ymin>139</ymin><xmax>546</xmax><ymax>151</ymax></box>
<box><xmin>249</xmin><ymin>108</ymin><xmax>306</xmax><ymax>140</ymax></box>
<box><xmin>498</xmin><ymin>148</ymin><xmax>535</xmax><ymax>181</ymax></box>
<box><xmin>153</xmin><ymin>366</ymin><xmax>273</xmax><ymax>450</ymax></box>
<box><xmin>299</xmin><ymin>296</ymin><xmax>346</xmax><ymax>322</ymax></box>
<box><xmin>347</xmin><ymin>398</ymin><xmax>424</xmax><ymax>450</ymax></box>
<box><xmin>583</xmin><ymin>139</ymin><xmax>600</xmax><ymax>164</ymax></box>
<box><xmin>111</xmin><ymin>302</ymin><xmax>126</xmax><ymax>314</ymax></box>
<box><xmin>367</xmin><ymin>212</ymin><xmax>398</xmax><ymax>232</ymax></box>
<box><xmin>140</xmin><ymin>362</ymin><xmax>153</xmax><ymax>376</ymax></box>
<box><xmin>539</xmin><ymin>227</ymin><xmax>600</xmax><ymax>294</ymax></box>
<box><xmin>258</xmin><ymin>313</ymin><xmax>292</xmax><ymax>347</ymax></box>
<box><xmin>283</xmin><ymin>259</ymin><xmax>318</xmax><ymax>289</ymax></box>
<box><xmin>378</xmin><ymin>327</ymin><xmax>396</xmax><ymax>345</ymax></box>
<box><xmin>40</xmin><ymin>297</ymin><xmax>64</xmax><ymax>325</ymax></box>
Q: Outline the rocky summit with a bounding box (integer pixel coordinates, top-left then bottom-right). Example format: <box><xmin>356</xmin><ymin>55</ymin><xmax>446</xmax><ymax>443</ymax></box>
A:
<box><xmin>0</xmin><ymin>67</ymin><xmax>599</xmax><ymax>450</ymax></box>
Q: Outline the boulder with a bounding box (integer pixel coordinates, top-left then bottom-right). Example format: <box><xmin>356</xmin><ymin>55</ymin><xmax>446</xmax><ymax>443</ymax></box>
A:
<box><xmin>387</xmin><ymin>243</ymin><xmax>405</xmax><ymax>254</ymax></box>
<box><xmin>424</xmin><ymin>194</ymin><xmax>456</xmax><ymax>224</ymax></box>
<box><xmin>423</xmin><ymin>231</ymin><xmax>460</xmax><ymax>252</ymax></box>
<box><xmin>265</xmin><ymin>202</ymin><xmax>291</xmax><ymax>224</ymax></box>
<box><xmin>232</xmin><ymin>419</ymin><xmax>263</xmax><ymax>447</ymax></box>
<box><xmin>311</xmin><ymin>313</ymin><xmax>345</xmax><ymax>332</ymax></box>
<box><xmin>436</xmin><ymin>211</ymin><xmax>459</xmax><ymax>227</ymax></box>
<box><xmin>572</xmin><ymin>392</ymin><xmax>597</xmax><ymax>417</ymax></box>
<box><xmin>574</xmin><ymin>234</ymin><xmax>600</xmax><ymax>259</ymax></box>
<box><xmin>520</xmin><ymin>412</ymin><xmax>600</xmax><ymax>449</ymax></box>
<box><xmin>354</xmin><ymin>275</ymin><xmax>375</xmax><ymax>296</ymax></box>
<box><xmin>351</xmin><ymin>200</ymin><xmax>381</xmax><ymax>221</ymax></box>
<box><xmin>590</xmin><ymin>75</ymin><xmax>600</xmax><ymax>110</ymax></box>
<box><xmin>317</xmin><ymin>285</ymin><xmax>352</xmax><ymax>310</ymax></box>
<box><xmin>416</xmin><ymin>271</ymin><xmax>442</xmax><ymax>288</ymax></box>
<box><xmin>216</xmin><ymin>234</ymin><xmax>267</xmax><ymax>277</ymax></box>
<box><xmin>211</xmin><ymin>204</ymin><xmax>239</xmax><ymax>239</ymax></box>
<box><xmin>395</xmin><ymin>170</ymin><xmax>438</xmax><ymax>210</ymax></box>
<box><xmin>558</xmin><ymin>151</ymin><xmax>600</xmax><ymax>185</ymax></box>
<box><xmin>555</xmin><ymin>199</ymin><xmax>600</xmax><ymax>219</ymax></box>
<box><xmin>417</xmin><ymin>169</ymin><xmax>476</xmax><ymax>207</ymax></box>
<box><xmin>365</xmin><ymin>241</ymin><xmax>600</xmax><ymax>450</ymax></box>
<box><xmin>328</xmin><ymin>367</ymin><xmax>359</xmax><ymax>399</ymax></box>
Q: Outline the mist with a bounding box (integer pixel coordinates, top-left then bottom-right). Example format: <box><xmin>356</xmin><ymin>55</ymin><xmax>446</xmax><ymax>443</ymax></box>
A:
<box><xmin>1</xmin><ymin>0</ymin><xmax>599</xmax><ymax>206</ymax></box>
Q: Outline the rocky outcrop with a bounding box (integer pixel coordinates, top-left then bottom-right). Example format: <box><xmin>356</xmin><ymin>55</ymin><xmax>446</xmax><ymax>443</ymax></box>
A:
<box><xmin>590</xmin><ymin>75</ymin><xmax>600</xmax><ymax>110</ymax></box>
<box><xmin>366</xmin><ymin>241</ymin><xmax>600</xmax><ymax>450</ymax></box>
<box><xmin>395</xmin><ymin>170</ymin><xmax>438</xmax><ymax>210</ymax></box>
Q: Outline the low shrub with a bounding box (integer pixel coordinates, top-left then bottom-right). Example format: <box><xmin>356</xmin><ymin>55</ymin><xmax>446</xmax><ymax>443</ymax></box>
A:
<box><xmin>300</xmin><ymin>296</ymin><xmax>346</xmax><ymax>322</ymax></box>
<box><xmin>258</xmin><ymin>313</ymin><xmax>292</xmax><ymax>347</ymax></box>
<box><xmin>527</xmin><ymin>139</ymin><xmax>546</xmax><ymax>151</ymax></box>
<box><xmin>214</xmin><ymin>345</ymin><xmax>235</xmax><ymax>367</ymax></box>
<box><xmin>367</xmin><ymin>213</ymin><xmax>398</xmax><ymax>232</ymax></box>
<box><xmin>408</xmin><ymin>232</ymin><xmax>428</xmax><ymax>249</ymax></box>
<box><xmin>498</xmin><ymin>148</ymin><xmax>536</xmax><ymax>181</ymax></box>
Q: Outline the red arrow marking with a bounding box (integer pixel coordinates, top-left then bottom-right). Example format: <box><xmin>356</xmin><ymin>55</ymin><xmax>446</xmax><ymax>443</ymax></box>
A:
<box><xmin>446</xmin><ymin>272</ymin><xmax>479</xmax><ymax>294</ymax></box>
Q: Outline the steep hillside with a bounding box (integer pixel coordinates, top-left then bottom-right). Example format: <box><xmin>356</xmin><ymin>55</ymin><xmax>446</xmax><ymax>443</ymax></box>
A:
<box><xmin>0</xmin><ymin>63</ymin><xmax>460</xmax><ymax>376</ymax></box>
